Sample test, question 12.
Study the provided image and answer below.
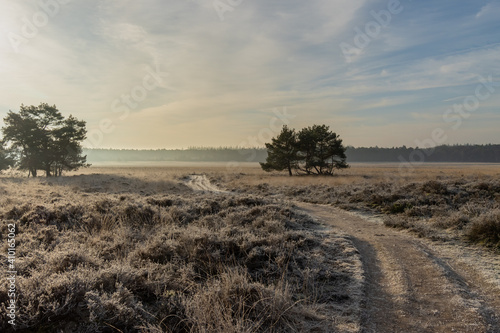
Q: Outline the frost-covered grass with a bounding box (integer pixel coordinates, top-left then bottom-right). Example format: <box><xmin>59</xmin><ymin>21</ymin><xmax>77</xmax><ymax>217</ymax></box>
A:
<box><xmin>0</xmin><ymin>170</ymin><xmax>362</xmax><ymax>332</ymax></box>
<box><xmin>214</xmin><ymin>163</ymin><xmax>500</xmax><ymax>249</ymax></box>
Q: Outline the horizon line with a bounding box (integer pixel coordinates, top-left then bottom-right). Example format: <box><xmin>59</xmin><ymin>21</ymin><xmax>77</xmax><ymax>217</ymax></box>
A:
<box><xmin>82</xmin><ymin>143</ymin><xmax>500</xmax><ymax>151</ymax></box>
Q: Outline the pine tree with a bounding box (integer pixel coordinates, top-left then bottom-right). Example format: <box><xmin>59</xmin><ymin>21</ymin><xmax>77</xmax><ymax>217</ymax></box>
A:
<box><xmin>296</xmin><ymin>125</ymin><xmax>348</xmax><ymax>175</ymax></box>
<box><xmin>1</xmin><ymin>103</ymin><xmax>89</xmax><ymax>177</ymax></box>
<box><xmin>261</xmin><ymin>124</ymin><xmax>348</xmax><ymax>176</ymax></box>
<box><xmin>0</xmin><ymin>144</ymin><xmax>14</xmax><ymax>172</ymax></box>
<box><xmin>260</xmin><ymin>125</ymin><xmax>298</xmax><ymax>176</ymax></box>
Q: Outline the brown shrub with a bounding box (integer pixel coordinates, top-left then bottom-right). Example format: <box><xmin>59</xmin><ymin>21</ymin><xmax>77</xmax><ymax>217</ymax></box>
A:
<box><xmin>466</xmin><ymin>210</ymin><xmax>500</xmax><ymax>248</ymax></box>
<box><xmin>184</xmin><ymin>269</ymin><xmax>313</xmax><ymax>333</ymax></box>
<box><xmin>421</xmin><ymin>180</ymin><xmax>449</xmax><ymax>194</ymax></box>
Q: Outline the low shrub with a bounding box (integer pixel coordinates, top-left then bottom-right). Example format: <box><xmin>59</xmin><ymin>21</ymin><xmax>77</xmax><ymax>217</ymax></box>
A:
<box><xmin>466</xmin><ymin>210</ymin><xmax>500</xmax><ymax>248</ymax></box>
<box><xmin>0</xmin><ymin>188</ymin><xmax>354</xmax><ymax>332</ymax></box>
<box><xmin>421</xmin><ymin>180</ymin><xmax>448</xmax><ymax>194</ymax></box>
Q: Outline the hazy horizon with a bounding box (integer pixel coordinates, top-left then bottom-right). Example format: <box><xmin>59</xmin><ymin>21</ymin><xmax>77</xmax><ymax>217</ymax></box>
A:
<box><xmin>82</xmin><ymin>142</ymin><xmax>500</xmax><ymax>151</ymax></box>
<box><xmin>1</xmin><ymin>0</ymin><xmax>500</xmax><ymax>150</ymax></box>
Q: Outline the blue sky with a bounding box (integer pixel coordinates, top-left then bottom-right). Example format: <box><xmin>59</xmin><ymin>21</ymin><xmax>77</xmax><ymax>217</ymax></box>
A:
<box><xmin>1</xmin><ymin>0</ymin><xmax>499</xmax><ymax>149</ymax></box>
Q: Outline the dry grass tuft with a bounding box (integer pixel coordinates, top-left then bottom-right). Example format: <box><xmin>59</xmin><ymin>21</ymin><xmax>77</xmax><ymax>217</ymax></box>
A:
<box><xmin>466</xmin><ymin>209</ymin><xmax>500</xmax><ymax>248</ymax></box>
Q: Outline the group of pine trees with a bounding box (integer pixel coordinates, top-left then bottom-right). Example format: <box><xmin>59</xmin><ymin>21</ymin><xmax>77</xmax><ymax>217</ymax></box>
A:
<box><xmin>0</xmin><ymin>103</ymin><xmax>89</xmax><ymax>177</ymax></box>
<box><xmin>260</xmin><ymin>125</ymin><xmax>348</xmax><ymax>176</ymax></box>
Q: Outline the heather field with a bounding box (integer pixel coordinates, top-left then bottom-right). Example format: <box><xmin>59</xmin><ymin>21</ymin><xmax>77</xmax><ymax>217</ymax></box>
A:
<box><xmin>1</xmin><ymin>163</ymin><xmax>499</xmax><ymax>332</ymax></box>
<box><xmin>0</xmin><ymin>167</ymin><xmax>363</xmax><ymax>332</ymax></box>
<box><xmin>213</xmin><ymin>163</ymin><xmax>500</xmax><ymax>250</ymax></box>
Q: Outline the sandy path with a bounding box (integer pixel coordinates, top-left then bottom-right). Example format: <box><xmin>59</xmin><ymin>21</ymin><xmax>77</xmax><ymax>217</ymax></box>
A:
<box><xmin>297</xmin><ymin>202</ymin><xmax>500</xmax><ymax>333</ymax></box>
<box><xmin>183</xmin><ymin>176</ymin><xmax>500</xmax><ymax>332</ymax></box>
<box><xmin>184</xmin><ymin>174</ymin><xmax>227</xmax><ymax>192</ymax></box>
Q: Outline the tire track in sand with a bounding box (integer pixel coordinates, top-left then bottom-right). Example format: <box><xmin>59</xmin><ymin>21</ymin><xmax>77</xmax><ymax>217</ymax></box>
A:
<box><xmin>297</xmin><ymin>202</ymin><xmax>500</xmax><ymax>333</ymax></box>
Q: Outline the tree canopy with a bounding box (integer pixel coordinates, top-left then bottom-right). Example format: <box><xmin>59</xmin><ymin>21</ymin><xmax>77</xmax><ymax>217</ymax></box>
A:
<box><xmin>261</xmin><ymin>125</ymin><xmax>348</xmax><ymax>176</ymax></box>
<box><xmin>0</xmin><ymin>144</ymin><xmax>14</xmax><ymax>172</ymax></box>
<box><xmin>260</xmin><ymin>125</ymin><xmax>298</xmax><ymax>176</ymax></box>
<box><xmin>1</xmin><ymin>103</ymin><xmax>89</xmax><ymax>177</ymax></box>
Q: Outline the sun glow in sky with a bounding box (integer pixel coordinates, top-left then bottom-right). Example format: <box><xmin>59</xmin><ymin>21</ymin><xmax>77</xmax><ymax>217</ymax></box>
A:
<box><xmin>1</xmin><ymin>0</ymin><xmax>499</xmax><ymax>149</ymax></box>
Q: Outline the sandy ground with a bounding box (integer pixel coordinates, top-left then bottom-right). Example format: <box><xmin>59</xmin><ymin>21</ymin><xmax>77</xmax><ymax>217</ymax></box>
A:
<box><xmin>298</xmin><ymin>203</ymin><xmax>500</xmax><ymax>333</ymax></box>
<box><xmin>184</xmin><ymin>175</ymin><xmax>500</xmax><ymax>333</ymax></box>
<box><xmin>184</xmin><ymin>174</ymin><xmax>227</xmax><ymax>192</ymax></box>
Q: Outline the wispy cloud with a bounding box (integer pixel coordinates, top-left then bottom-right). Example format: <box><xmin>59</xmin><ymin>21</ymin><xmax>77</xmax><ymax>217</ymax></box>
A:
<box><xmin>0</xmin><ymin>0</ymin><xmax>499</xmax><ymax>148</ymax></box>
<box><xmin>476</xmin><ymin>2</ymin><xmax>500</xmax><ymax>18</ymax></box>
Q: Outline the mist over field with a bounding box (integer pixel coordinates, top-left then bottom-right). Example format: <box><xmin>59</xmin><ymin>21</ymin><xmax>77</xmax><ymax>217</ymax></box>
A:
<box><xmin>82</xmin><ymin>145</ymin><xmax>500</xmax><ymax>165</ymax></box>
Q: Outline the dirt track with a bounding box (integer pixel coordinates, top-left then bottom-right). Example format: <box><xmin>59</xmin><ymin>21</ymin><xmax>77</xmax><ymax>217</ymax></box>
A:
<box><xmin>184</xmin><ymin>175</ymin><xmax>227</xmax><ymax>192</ymax></box>
<box><xmin>183</xmin><ymin>176</ymin><xmax>500</xmax><ymax>332</ymax></box>
<box><xmin>297</xmin><ymin>202</ymin><xmax>500</xmax><ymax>333</ymax></box>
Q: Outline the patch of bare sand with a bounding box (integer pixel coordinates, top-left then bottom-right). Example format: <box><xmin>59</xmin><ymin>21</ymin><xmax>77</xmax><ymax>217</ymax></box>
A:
<box><xmin>183</xmin><ymin>174</ymin><xmax>228</xmax><ymax>193</ymax></box>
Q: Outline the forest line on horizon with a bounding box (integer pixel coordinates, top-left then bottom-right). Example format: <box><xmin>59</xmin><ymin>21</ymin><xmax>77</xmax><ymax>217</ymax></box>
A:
<box><xmin>84</xmin><ymin>144</ymin><xmax>500</xmax><ymax>164</ymax></box>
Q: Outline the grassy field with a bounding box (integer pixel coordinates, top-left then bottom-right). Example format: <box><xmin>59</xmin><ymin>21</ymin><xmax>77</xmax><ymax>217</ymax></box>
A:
<box><xmin>1</xmin><ymin>163</ymin><xmax>498</xmax><ymax>332</ymax></box>
<box><xmin>211</xmin><ymin>163</ymin><xmax>500</xmax><ymax>250</ymax></box>
<box><xmin>0</xmin><ymin>167</ymin><xmax>363</xmax><ymax>332</ymax></box>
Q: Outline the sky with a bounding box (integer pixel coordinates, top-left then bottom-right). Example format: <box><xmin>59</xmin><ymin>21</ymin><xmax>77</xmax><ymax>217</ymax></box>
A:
<box><xmin>1</xmin><ymin>0</ymin><xmax>499</xmax><ymax>149</ymax></box>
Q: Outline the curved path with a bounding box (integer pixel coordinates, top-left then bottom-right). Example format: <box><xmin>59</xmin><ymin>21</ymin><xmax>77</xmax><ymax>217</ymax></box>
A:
<box><xmin>184</xmin><ymin>176</ymin><xmax>500</xmax><ymax>332</ymax></box>
<box><xmin>297</xmin><ymin>202</ymin><xmax>500</xmax><ymax>333</ymax></box>
<box><xmin>184</xmin><ymin>175</ymin><xmax>227</xmax><ymax>192</ymax></box>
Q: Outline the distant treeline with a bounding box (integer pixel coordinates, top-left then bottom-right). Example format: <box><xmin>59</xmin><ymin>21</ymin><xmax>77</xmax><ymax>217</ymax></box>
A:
<box><xmin>345</xmin><ymin>144</ymin><xmax>500</xmax><ymax>163</ymax></box>
<box><xmin>84</xmin><ymin>144</ymin><xmax>500</xmax><ymax>164</ymax></box>
<box><xmin>84</xmin><ymin>147</ymin><xmax>268</xmax><ymax>163</ymax></box>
